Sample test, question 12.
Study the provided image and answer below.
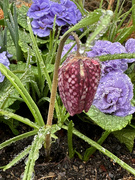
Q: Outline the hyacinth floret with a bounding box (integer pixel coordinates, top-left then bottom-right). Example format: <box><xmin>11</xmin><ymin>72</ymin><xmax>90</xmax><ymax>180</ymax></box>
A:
<box><xmin>27</xmin><ymin>0</ymin><xmax>51</xmax><ymax>19</ymax></box>
<box><xmin>27</xmin><ymin>0</ymin><xmax>82</xmax><ymax>37</ymax></box>
<box><xmin>93</xmin><ymin>72</ymin><xmax>135</xmax><ymax>117</ymax></box>
<box><xmin>86</xmin><ymin>40</ymin><xmax>128</xmax><ymax>76</ymax></box>
<box><xmin>31</xmin><ymin>17</ymin><xmax>53</xmax><ymax>37</ymax></box>
<box><xmin>0</xmin><ymin>51</ymin><xmax>10</xmax><ymax>82</ymax></box>
<box><xmin>125</xmin><ymin>38</ymin><xmax>135</xmax><ymax>63</ymax></box>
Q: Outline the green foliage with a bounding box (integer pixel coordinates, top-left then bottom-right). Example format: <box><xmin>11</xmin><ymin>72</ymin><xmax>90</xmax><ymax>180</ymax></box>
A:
<box><xmin>0</xmin><ymin>0</ymin><xmax>135</xmax><ymax>178</ymax></box>
<box><xmin>85</xmin><ymin>9</ymin><xmax>113</xmax><ymax>47</ymax></box>
<box><xmin>23</xmin><ymin>127</ymin><xmax>50</xmax><ymax>180</ymax></box>
<box><xmin>0</xmin><ymin>27</ymin><xmax>7</xmax><ymax>52</ymax></box>
<box><xmin>62</xmin><ymin>125</ymin><xmax>135</xmax><ymax>176</ymax></box>
<box><xmin>17</xmin><ymin>5</ymin><xmax>29</xmax><ymax>30</ymax></box>
<box><xmin>3</xmin><ymin>145</ymin><xmax>32</xmax><ymax>171</ymax></box>
<box><xmin>18</xmin><ymin>28</ymin><xmax>49</xmax><ymax>62</ymax></box>
<box><xmin>105</xmin><ymin>0</ymin><xmax>134</xmax><ymax>43</ymax></box>
<box><xmin>63</xmin><ymin>9</ymin><xmax>104</xmax><ymax>37</ymax></box>
<box><xmin>0</xmin><ymin>116</ymin><xmax>19</xmax><ymax>135</ymax></box>
<box><xmin>0</xmin><ymin>63</ymin><xmax>44</xmax><ymax>126</ymax></box>
<box><xmin>85</xmin><ymin>105</ymin><xmax>132</xmax><ymax>132</ymax></box>
<box><xmin>0</xmin><ymin>62</ymin><xmax>36</xmax><ymax>110</ymax></box>
<box><xmin>113</xmin><ymin>126</ymin><xmax>135</xmax><ymax>152</ymax></box>
<box><xmin>5</xmin><ymin>5</ymin><xmax>24</xmax><ymax>61</ymax></box>
<box><xmin>83</xmin><ymin>131</ymin><xmax>110</xmax><ymax>161</ymax></box>
<box><xmin>68</xmin><ymin>120</ymin><xmax>74</xmax><ymax>158</ymax></box>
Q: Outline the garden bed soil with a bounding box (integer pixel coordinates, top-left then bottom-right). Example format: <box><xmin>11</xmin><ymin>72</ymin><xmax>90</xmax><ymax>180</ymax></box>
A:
<box><xmin>0</xmin><ymin>117</ymin><xmax>135</xmax><ymax>180</ymax></box>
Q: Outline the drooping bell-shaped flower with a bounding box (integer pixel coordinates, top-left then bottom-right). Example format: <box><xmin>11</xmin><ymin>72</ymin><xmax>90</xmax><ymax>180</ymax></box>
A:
<box><xmin>58</xmin><ymin>54</ymin><xmax>101</xmax><ymax>116</ymax></box>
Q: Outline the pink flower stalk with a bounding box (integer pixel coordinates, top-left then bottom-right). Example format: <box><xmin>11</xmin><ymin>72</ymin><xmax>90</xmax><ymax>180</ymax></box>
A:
<box><xmin>58</xmin><ymin>55</ymin><xmax>101</xmax><ymax>116</ymax></box>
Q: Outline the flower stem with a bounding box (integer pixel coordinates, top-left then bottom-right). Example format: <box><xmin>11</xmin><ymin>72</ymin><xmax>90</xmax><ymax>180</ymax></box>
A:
<box><xmin>45</xmin><ymin>32</ymin><xmax>81</xmax><ymax>158</ymax></box>
<box><xmin>71</xmin><ymin>32</ymin><xmax>81</xmax><ymax>56</ymax></box>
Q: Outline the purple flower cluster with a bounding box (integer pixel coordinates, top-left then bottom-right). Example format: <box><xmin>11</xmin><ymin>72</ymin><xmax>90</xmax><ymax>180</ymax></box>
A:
<box><xmin>93</xmin><ymin>72</ymin><xmax>135</xmax><ymax>116</ymax></box>
<box><xmin>61</xmin><ymin>38</ymin><xmax>135</xmax><ymax>116</ymax></box>
<box><xmin>0</xmin><ymin>50</ymin><xmax>10</xmax><ymax>82</ymax></box>
<box><xmin>87</xmin><ymin>39</ymin><xmax>135</xmax><ymax>116</ymax></box>
<box><xmin>27</xmin><ymin>0</ymin><xmax>82</xmax><ymax>37</ymax></box>
<box><xmin>87</xmin><ymin>40</ymin><xmax>128</xmax><ymax>76</ymax></box>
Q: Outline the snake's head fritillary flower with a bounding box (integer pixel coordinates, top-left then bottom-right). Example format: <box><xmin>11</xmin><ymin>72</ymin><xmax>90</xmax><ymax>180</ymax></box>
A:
<box><xmin>58</xmin><ymin>55</ymin><xmax>101</xmax><ymax>116</ymax></box>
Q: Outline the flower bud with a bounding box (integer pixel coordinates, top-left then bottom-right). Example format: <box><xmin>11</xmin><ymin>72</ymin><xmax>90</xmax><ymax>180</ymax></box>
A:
<box><xmin>58</xmin><ymin>55</ymin><xmax>101</xmax><ymax>116</ymax></box>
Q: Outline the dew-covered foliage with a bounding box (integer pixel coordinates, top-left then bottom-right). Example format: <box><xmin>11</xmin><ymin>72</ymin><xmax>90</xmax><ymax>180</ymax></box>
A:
<box><xmin>0</xmin><ymin>0</ymin><xmax>135</xmax><ymax>179</ymax></box>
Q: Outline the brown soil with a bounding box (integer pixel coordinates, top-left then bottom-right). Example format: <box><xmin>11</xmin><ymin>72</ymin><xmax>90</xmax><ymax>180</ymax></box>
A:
<box><xmin>0</xmin><ymin>118</ymin><xmax>135</xmax><ymax>180</ymax></box>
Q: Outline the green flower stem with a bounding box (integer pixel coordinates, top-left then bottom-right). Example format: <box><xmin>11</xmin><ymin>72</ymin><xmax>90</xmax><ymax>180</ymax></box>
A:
<box><xmin>62</xmin><ymin>125</ymin><xmax>135</xmax><ymax>176</ymax></box>
<box><xmin>0</xmin><ymin>109</ymin><xmax>39</xmax><ymax>129</ymax></box>
<box><xmin>68</xmin><ymin>120</ymin><xmax>74</xmax><ymax>159</ymax></box>
<box><xmin>97</xmin><ymin>53</ymin><xmax>135</xmax><ymax>61</ymax></box>
<box><xmin>45</xmin><ymin>32</ymin><xmax>81</xmax><ymax>158</ymax></box>
<box><xmin>83</xmin><ymin>131</ymin><xmax>110</xmax><ymax>161</ymax></box>
<box><xmin>45</xmin><ymin>33</ymin><xmax>70</xmax><ymax>157</ymax></box>
<box><xmin>0</xmin><ymin>63</ymin><xmax>44</xmax><ymax>126</ymax></box>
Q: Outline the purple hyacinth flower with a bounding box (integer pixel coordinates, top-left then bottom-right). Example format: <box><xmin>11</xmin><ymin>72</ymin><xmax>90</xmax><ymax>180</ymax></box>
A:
<box><xmin>27</xmin><ymin>0</ymin><xmax>50</xmax><ymax>19</ymax></box>
<box><xmin>86</xmin><ymin>40</ymin><xmax>129</xmax><ymax>76</ymax></box>
<box><xmin>0</xmin><ymin>51</ymin><xmax>10</xmax><ymax>82</ymax></box>
<box><xmin>93</xmin><ymin>72</ymin><xmax>135</xmax><ymax>116</ymax></box>
<box><xmin>49</xmin><ymin>2</ymin><xmax>67</xmax><ymax>26</ymax></box>
<box><xmin>61</xmin><ymin>0</ymin><xmax>82</xmax><ymax>21</ymax></box>
<box><xmin>31</xmin><ymin>17</ymin><xmax>53</xmax><ymax>37</ymax></box>
<box><xmin>101</xmin><ymin>59</ymin><xmax>128</xmax><ymax>77</ymax></box>
<box><xmin>27</xmin><ymin>0</ymin><xmax>82</xmax><ymax>37</ymax></box>
<box><xmin>125</xmin><ymin>38</ymin><xmax>135</xmax><ymax>53</ymax></box>
<box><xmin>125</xmin><ymin>38</ymin><xmax>135</xmax><ymax>63</ymax></box>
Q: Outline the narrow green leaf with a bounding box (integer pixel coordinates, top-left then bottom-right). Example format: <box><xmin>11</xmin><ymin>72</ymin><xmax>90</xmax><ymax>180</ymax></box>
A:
<box><xmin>3</xmin><ymin>145</ymin><xmax>32</xmax><ymax>171</ymax></box>
<box><xmin>132</xmin><ymin>1</ymin><xmax>135</xmax><ymax>27</ymax></box>
<box><xmin>97</xmin><ymin>53</ymin><xmax>135</xmax><ymax>62</ymax></box>
<box><xmin>0</xmin><ymin>130</ymin><xmax>38</xmax><ymax>150</ymax></box>
<box><xmin>23</xmin><ymin>127</ymin><xmax>50</xmax><ymax>180</ymax></box>
<box><xmin>86</xmin><ymin>10</ymin><xmax>113</xmax><ymax>47</ymax></box>
<box><xmin>115</xmin><ymin>26</ymin><xmax>134</xmax><ymax>43</ymax></box>
<box><xmin>83</xmin><ymin>131</ymin><xmax>110</xmax><ymax>161</ymax></box>
<box><xmin>0</xmin><ymin>109</ymin><xmax>39</xmax><ymax>129</ymax></box>
<box><xmin>63</xmin><ymin>9</ymin><xmax>103</xmax><ymax>37</ymax></box>
<box><xmin>6</xmin><ymin>19</ymin><xmax>16</xmax><ymax>44</ymax></box>
<box><xmin>27</xmin><ymin>17</ymin><xmax>61</xmax><ymax>122</ymax></box>
<box><xmin>0</xmin><ymin>62</ymin><xmax>36</xmax><ymax>109</ymax></box>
